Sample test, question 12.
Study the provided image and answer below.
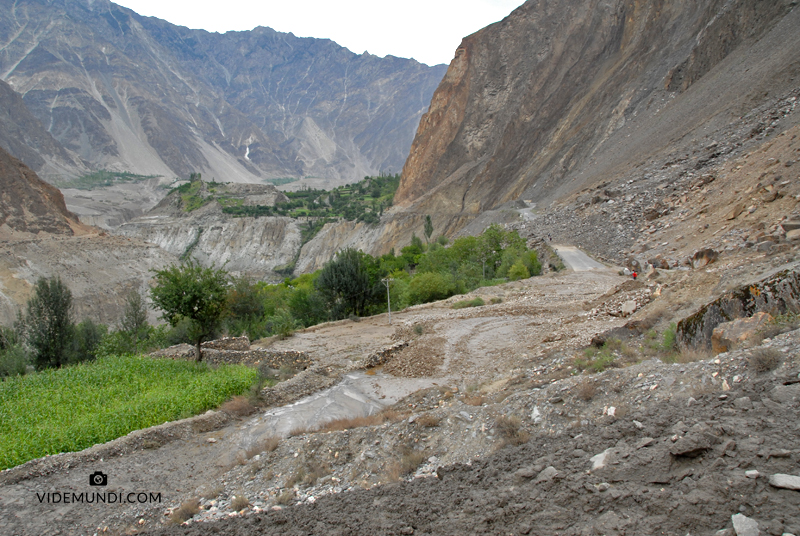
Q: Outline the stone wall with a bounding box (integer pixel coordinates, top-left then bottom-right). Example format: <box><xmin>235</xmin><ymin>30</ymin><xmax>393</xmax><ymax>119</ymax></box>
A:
<box><xmin>150</xmin><ymin>343</ymin><xmax>311</xmax><ymax>370</ymax></box>
<box><xmin>677</xmin><ymin>268</ymin><xmax>800</xmax><ymax>349</ymax></box>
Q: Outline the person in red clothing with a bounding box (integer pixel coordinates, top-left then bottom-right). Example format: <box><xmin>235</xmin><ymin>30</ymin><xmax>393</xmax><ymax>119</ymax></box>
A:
<box><xmin>632</xmin><ymin>271</ymin><xmax>638</xmax><ymax>280</ymax></box>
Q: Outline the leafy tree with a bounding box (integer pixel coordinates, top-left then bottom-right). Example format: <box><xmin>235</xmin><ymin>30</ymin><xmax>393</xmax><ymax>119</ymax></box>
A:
<box><xmin>315</xmin><ymin>248</ymin><xmax>377</xmax><ymax>318</ymax></box>
<box><xmin>0</xmin><ymin>326</ymin><xmax>30</xmax><ymax>377</ymax></box>
<box><xmin>424</xmin><ymin>215</ymin><xmax>434</xmax><ymax>244</ymax></box>
<box><xmin>67</xmin><ymin>319</ymin><xmax>107</xmax><ymax>364</ymax></box>
<box><xmin>21</xmin><ymin>276</ymin><xmax>74</xmax><ymax>369</ymax></box>
<box><xmin>508</xmin><ymin>260</ymin><xmax>531</xmax><ymax>281</ymax></box>
<box><xmin>120</xmin><ymin>290</ymin><xmax>150</xmax><ymax>345</ymax></box>
<box><xmin>407</xmin><ymin>272</ymin><xmax>456</xmax><ymax>304</ymax></box>
<box><xmin>150</xmin><ymin>261</ymin><xmax>230</xmax><ymax>361</ymax></box>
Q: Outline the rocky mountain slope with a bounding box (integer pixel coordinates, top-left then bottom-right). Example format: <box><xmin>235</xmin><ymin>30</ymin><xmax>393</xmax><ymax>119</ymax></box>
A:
<box><xmin>0</xmin><ymin>0</ymin><xmax>445</xmax><ymax>225</ymax></box>
<box><xmin>299</xmin><ymin>0</ymin><xmax>799</xmax><ymax>260</ymax></box>
<box><xmin>0</xmin><ymin>145</ymin><xmax>88</xmax><ymax>238</ymax></box>
<box><xmin>0</xmin><ymin>147</ymin><xmax>175</xmax><ymax>324</ymax></box>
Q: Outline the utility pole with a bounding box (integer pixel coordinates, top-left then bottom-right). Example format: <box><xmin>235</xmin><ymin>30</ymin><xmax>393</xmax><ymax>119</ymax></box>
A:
<box><xmin>381</xmin><ymin>277</ymin><xmax>394</xmax><ymax>325</ymax></box>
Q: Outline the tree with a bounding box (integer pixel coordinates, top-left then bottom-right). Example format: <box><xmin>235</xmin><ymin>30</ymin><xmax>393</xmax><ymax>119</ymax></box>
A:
<box><xmin>120</xmin><ymin>290</ymin><xmax>149</xmax><ymax>342</ymax></box>
<box><xmin>21</xmin><ymin>276</ymin><xmax>74</xmax><ymax>369</ymax></box>
<box><xmin>315</xmin><ymin>248</ymin><xmax>376</xmax><ymax>318</ymax></box>
<box><xmin>150</xmin><ymin>261</ymin><xmax>229</xmax><ymax>361</ymax></box>
<box><xmin>424</xmin><ymin>215</ymin><xmax>434</xmax><ymax>244</ymax></box>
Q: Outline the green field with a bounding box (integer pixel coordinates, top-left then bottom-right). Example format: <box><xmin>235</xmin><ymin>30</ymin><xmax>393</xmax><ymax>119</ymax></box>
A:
<box><xmin>0</xmin><ymin>355</ymin><xmax>257</xmax><ymax>470</ymax></box>
<box><xmin>55</xmin><ymin>170</ymin><xmax>159</xmax><ymax>190</ymax></box>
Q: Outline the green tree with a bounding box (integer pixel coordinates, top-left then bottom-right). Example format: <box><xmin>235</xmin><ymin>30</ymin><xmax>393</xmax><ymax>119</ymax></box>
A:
<box><xmin>150</xmin><ymin>261</ymin><xmax>230</xmax><ymax>361</ymax></box>
<box><xmin>315</xmin><ymin>248</ymin><xmax>377</xmax><ymax>318</ymax></box>
<box><xmin>120</xmin><ymin>290</ymin><xmax>150</xmax><ymax>347</ymax></box>
<box><xmin>21</xmin><ymin>276</ymin><xmax>74</xmax><ymax>369</ymax></box>
<box><xmin>67</xmin><ymin>319</ymin><xmax>107</xmax><ymax>364</ymax></box>
<box><xmin>424</xmin><ymin>215</ymin><xmax>434</xmax><ymax>244</ymax></box>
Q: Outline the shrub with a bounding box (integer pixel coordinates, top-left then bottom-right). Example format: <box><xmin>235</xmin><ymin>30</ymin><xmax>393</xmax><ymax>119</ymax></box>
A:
<box><xmin>407</xmin><ymin>272</ymin><xmax>456</xmax><ymax>304</ymax></box>
<box><xmin>507</xmin><ymin>260</ymin><xmax>530</xmax><ymax>281</ymax></box>
<box><xmin>0</xmin><ymin>344</ymin><xmax>30</xmax><ymax>377</ymax></box>
<box><xmin>415</xmin><ymin>414</ymin><xmax>440</xmax><ymax>427</ymax></box>
<box><xmin>495</xmin><ymin>415</ymin><xmax>530</xmax><ymax>446</ymax></box>
<box><xmin>221</xmin><ymin>395</ymin><xmax>256</xmax><ymax>417</ymax></box>
<box><xmin>230</xmin><ymin>492</ymin><xmax>250</xmax><ymax>511</ymax></box>
<box><xmin>67</xmin><ymin>319</ymin><xmax>107</xmax><ymax>364</ymax></box>
<box><xmin>451</xmin><ymin>297</ymin><xmax>485</xmax><ymax>309</ymax></box>
<box><xmin>575</xmin><ymin>380</ymin><xmax>597</xmax><ymax>401</ymax></box>
<box><xmin>748</xmin><ymin>347</ymin><xmax>782</xmax><ymax>373</ymax></box>
<box><xmin>169</xmin><ymin>498</ymin><xmax>200</xmax><ymax>524</ymax></box>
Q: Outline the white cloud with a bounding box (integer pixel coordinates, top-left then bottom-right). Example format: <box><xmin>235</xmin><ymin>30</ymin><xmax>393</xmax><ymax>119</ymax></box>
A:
<box><xmin>113</xmin><ymin>0</ymin><xmax>524</xmax><ymax>65</ymax></box>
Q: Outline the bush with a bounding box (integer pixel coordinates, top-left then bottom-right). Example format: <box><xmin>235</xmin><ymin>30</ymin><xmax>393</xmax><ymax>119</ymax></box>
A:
<box><xmin>507</xmin><ymin>260</ymin><xmax>530</xmax><ymax>281</ymax></box>
<box><xmin>407</xmin><ymin>272</ymin><xmax>456</xmax><ymax>304</ymax></box>
<box><xmin>452</xmin><ymin>297</ymin><xmax>485</xmax><ymax>309</ymax></box>
<box><xmin>0</xmin><ymin>344</ymin><xmax>30</xmax><ymax>377</ymax></box>
<box><xmin>67</xmin><ymin>319</ymin><xmax>107</xmax><ymax>364</ymax></box>
<box><xmin>748</xmin><ymin>347</ymin><xmax>782</xmax><ymax>373</ymax></box>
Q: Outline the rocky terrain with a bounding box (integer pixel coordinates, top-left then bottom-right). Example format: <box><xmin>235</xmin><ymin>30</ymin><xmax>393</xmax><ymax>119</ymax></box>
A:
<box><xmin>295</xmin><ymin>0</ymin><xmax>800</xmax><ymax>262</ymax></box>
<box><xmin>116</xmin><ymin>182</ymin><xmax>299</xmax><ymax>280</ymax></box>
<box><xmin>0</xmin><ymin>0</ymin><xmax>446</xmax><ymax>227</ymax></box>
<box><xmin>1</xmin><ymin>244</ymin><xmax>799</xmax><ymax>535</ymax></box>
<box><xmin>0</xmin><ymin>147</ymin><xmax>175</xmax><ymax>324</ymax></box>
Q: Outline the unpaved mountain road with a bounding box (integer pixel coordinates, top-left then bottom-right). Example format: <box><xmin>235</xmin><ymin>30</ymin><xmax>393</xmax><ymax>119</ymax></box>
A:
<box><xmin>553</xmin><ymin>245</ymin><xmax>608</xmax><ymax>272</ymax></box>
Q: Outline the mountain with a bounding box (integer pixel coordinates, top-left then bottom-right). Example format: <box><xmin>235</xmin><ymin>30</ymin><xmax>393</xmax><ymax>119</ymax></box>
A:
<box><xmin>0</xmin><ymin>79</ymin><xmax>87</xmax><ymax>179</ymax></box>
<box><xmin>0</xmin><ymin>144</ymin><xmax>175</xmax><ymax>324</ymax></box>
<box><xmin>0</xmin><ymin>0</ymin><xmax>446</xmax><ymax>224</ymax></box>
<box><xmin>375</xmin><ymin>0</ymin><xmax>800</xmax><ymax>250</ymax></box>
<box><xmin>0</xmin><ymin>144</ymin><xmax>88</xmax><ymax>237</ymax></box>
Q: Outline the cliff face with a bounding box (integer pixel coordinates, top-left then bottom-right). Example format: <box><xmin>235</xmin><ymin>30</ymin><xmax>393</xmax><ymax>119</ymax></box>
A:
<box><xmin>116</xmin><ymin>183</ymin><xmax>302</xmax><ymax>280</ymax></box>
<box><xmin>0</xmin><ymin>145</ymin><xmax>89</xmax><ymax>237</ymax></box>
<box><xmin>391</xmin><ymin>0</ymin><xmax>799</xmax><ymax>239</ymax></box>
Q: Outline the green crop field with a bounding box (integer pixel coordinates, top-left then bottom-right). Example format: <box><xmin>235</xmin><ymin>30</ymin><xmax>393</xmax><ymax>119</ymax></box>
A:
<box><xmin>0</xmin><ymin>355</ymin><xmax>257</xmax><ymax>470</ymax></box>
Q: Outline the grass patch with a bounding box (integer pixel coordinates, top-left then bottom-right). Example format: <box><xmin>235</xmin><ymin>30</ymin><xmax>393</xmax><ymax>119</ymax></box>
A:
<box><xmin>452</xmin><ymin>297</ymin><xmax>485</xmax><ymax>309</ymax></box>
<box><xmin>0</xmin><ymin>355</ymin><xmax>257</xmax><ymax>470</ymax></box>
<box><xmin>169</xmin><ymin>498</ymin><xmax>201</xmax><ymax>524</ymax></box>
<box><xmin>575</xmin><ymin>346</ymin><xmax>617</xmax><ymax>373</ymax></box>
<box><xmin>221</xmin><ymin>395</ymin><xmax>256</xmax><ymax>417</ymax></box>
<box><xmin>230</xmin><ymin>492</ymin><xmax>250</xmax><ymax>511</ymax></box>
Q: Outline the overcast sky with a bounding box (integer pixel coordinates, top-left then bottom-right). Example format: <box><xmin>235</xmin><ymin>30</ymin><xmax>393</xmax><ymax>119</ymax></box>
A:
<box><xmin>113</xmin><ymin>0</ymin><xmax>524</xmax><ymax>66</ymax></box>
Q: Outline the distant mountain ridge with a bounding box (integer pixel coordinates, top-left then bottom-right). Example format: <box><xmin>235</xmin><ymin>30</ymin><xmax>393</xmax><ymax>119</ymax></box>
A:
<box><xmin>0</xmin><ymin>0</ymin><xmax>446</xmax><ymax>187</ymax></box>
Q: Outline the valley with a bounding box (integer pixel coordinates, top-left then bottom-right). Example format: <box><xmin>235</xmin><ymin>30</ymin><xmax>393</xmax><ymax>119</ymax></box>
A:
<box><xmin>2</xmin><ymin>0</ymin><xmax>800</xmax><ymax>534</ymax></box>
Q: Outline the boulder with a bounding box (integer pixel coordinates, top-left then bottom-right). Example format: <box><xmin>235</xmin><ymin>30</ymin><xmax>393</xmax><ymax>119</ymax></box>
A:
<box><xmin>782</xmin><ymin>219</ymin><xmax>800</xmax><ymax>232</ymax></box>
<box><xmin>786</xmin><ymin>229</ymin><xmax>800</xmax><ymax>241</ymax></box>
<box><xmin>647</xmin><ymin>256</ymin><xmax>671</xmax><ymax>270</ymax></box>
<box><xmin>692</xmin><ymin>248</ymin><xmax>719</xmax><ymax>269</ymax></box>
<box><xmin>725</xmin><ymin>204</ymin><xmax>745</xmax><ymax>220</ymax></box>
<box><xmin>711</xmin><ymin>312</ymin><xmax>773</xmax><ymax>354</ymax></box>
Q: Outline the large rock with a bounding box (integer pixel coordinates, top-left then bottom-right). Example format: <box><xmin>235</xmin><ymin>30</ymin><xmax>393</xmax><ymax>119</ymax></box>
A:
<box><xmin>677</xmin><ymin>268</ymin><xmax>800</xmax><ymax>349</ymax></box>
<box><xmin>711</xmin><ymin>312</ymin><xmax>773</xmax><ymax>354</ymax></box>
<box><xmin>768</xmin><ymin>473</ymin><xmax>800</xmax><ymax>490</ymax></box>
<box><xmin>692</xmin><ymin>249</ymin><xmax>719</xmax><ymax>269</ymax></box>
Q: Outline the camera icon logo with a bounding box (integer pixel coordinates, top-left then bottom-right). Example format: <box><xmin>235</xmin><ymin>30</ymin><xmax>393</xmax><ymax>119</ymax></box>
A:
<box><xmin>89</xmin><ymin>471</ymin><xmax>108</xmax><ymax>486</ymax></box>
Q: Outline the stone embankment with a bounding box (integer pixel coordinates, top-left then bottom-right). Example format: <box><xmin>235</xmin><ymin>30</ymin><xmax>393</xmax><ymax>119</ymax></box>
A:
<box><xmin>149</xmin><ymin>337</ymin><xmax>312</xmax><ymax>371</ymax></box>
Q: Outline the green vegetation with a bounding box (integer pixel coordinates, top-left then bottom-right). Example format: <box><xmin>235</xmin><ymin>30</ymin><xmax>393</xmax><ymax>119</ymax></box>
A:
<box><xmin>150</xmin><ymin>261</ymin><xmax>230</xmax><ymax>361</ymax></box>
<box><xmin>56</xmin><ymin>170</ymin><xmax>159</xmax><ymax>190</ymax></box>
<box><xmin>264</xmin><ymin>178</ymin><xmax>298</xmax><ymax>186</ymax></box>
<box><xmin>18</xmin><ymin>277</ymin><xmax>75</xmax><ymax>370</ymax></box>
<box><xmin>221</xmin><ymin>173</ymin><xmax>401</xmax><ymax>224</ymax></box>
<box><xmin>452</xmin><ymin>297</ymin><xmax>485</xmax><ymax>309</ymax></box>
<box><xmin>0</xmin><ymin>355</ymin><xmax>256</xmax><ymax>470</ymax></box>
